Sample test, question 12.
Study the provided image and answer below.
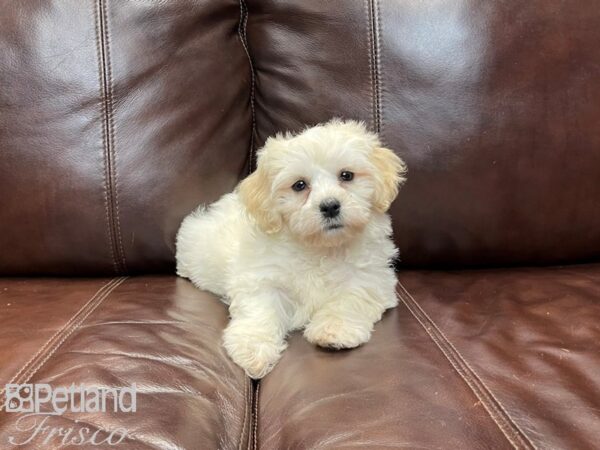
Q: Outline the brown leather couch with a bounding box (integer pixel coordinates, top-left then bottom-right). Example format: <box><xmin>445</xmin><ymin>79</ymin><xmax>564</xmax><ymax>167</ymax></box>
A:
<box><xmin>1</xmin><ymin>1</ymin><xmax>599</xmax><ymax>449</ymax></box>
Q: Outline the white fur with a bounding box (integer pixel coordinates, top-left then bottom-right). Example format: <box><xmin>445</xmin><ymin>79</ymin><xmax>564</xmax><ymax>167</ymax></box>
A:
<box><xmin>176</xmin><ymin>119</ymin><xmax>407</xmax><ymax>379</ymax></box>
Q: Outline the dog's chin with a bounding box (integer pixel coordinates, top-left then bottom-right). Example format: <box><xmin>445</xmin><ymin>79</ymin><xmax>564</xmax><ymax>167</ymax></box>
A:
<box><xmin>292</xmin><ymin>221</ymin><xmax>360</xmax><ymax>248</ymax></box>
<box><xmin>324</xmin><ymin>222</ymin><xmax>344</xmax><ymax>232</ymax></box>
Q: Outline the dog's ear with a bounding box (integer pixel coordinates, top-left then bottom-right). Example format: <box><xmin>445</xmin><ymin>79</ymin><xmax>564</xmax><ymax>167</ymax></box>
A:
<box><xmin>370</xmin><ymin>146</ymin><xmax>407</xmax><ymax>212</ymax></box>
<box><xmin>238</xmin><ymin>163</ymin><xmax>283</xmax><ymax>234</ymax></box>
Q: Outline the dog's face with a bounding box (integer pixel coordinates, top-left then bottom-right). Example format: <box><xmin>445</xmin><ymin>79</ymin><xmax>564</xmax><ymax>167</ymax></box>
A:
<box><xmin>239</xmin><ymin>120</ymin><xmax>407</xmax><ymax>247</ymax></box>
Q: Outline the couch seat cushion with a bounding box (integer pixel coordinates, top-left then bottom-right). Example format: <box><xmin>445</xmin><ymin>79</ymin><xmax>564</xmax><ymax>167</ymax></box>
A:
<box><xmin>0</xmin><ymin>276</ymin><xmax>251</xmax><ymax>449</ymax></box>
<box><xmin>257</xmin><ymin>264</ymin><xmax>600</xmax><ymax>449</ymax></box>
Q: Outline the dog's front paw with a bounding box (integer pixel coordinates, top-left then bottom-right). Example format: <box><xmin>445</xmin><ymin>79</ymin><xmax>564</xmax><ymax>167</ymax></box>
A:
<box><xmin>223</xmin><ymin>326</ymin><xmax>286</xmax><ymax>379</ymax></box>
<box><xmin>304</xmin><ymin>316</ymin><xmax>372</xmax><ymax>349</ymax></box>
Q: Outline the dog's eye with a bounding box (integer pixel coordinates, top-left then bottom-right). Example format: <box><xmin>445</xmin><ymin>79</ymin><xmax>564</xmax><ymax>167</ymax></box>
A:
<box><xmin>291</xmin><ymin>180</ymin><xmax>307</xmax><ymax>192</ymax></box>
<box><xmin>339</xmin><ymin>171</ymin><xmax>354</xmax><ymax>182</ymax></box>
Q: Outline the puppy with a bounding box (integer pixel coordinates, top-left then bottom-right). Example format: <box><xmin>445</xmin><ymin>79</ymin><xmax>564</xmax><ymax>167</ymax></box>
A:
<box><xmin>176</xmin><ymin>119</ymin><xmax>406</xmax><ymax>378</ymax></box>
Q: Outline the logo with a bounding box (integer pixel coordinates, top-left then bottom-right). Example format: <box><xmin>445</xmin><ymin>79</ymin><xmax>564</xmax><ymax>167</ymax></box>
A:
<box><xmin>4</xmin><ymin>383</ymin><xmax>136</xmax><ymax>415</ymax></box>
<box><xmin>5</xmin><ymin>384</ymin><xmax>34</xmax><ymax>413</ymax></box>
<box><xmin>4</xmin><ymin>383</ymin><xmax>136</xmax><ymax>447</ymax></box>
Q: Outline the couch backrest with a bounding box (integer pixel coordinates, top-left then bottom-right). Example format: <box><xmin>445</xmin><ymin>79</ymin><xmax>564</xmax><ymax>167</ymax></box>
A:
<box><xmin>247</xmin><ymin>0</ymin><xmax>600</xmax><ymax>268</ymax></box>
<box><xmin>0</xmin><ymin>0</ymin><xmax>252</xmax><ymax>275</ymax></box>
<box><xmin>2</xmin><ymin>0</ymin><xmax>599</xmax><ymax>275</ymax></box>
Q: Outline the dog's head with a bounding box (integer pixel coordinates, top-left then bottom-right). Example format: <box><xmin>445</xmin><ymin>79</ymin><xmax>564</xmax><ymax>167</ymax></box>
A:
<box><xmin>238</xmin><ymin>119</ymin><xmax>407</xmax><ymax>247</ymax></box>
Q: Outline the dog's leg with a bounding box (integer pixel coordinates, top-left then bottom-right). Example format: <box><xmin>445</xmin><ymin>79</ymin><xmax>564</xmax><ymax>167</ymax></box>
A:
<box><xmin>223</xmin><ymin>289</ymin><xmax>291</xmax><ymax>379</ymax></box>
<box><xmin>304</xmin><ymin>291</ymin><xmax>392</xmax><ymax>349</ymax></box>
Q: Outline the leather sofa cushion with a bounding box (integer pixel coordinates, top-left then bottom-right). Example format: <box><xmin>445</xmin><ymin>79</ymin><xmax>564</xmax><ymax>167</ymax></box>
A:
<box><xmin>0</xmin><ymin>277</ymin><xmax>252</xmax><ymax>449</ymax></box>
<box><xmin>0</xmin><ymin>0</ymin><xmax>252</xmax><ymax>275</ymax></box>
<box><xmin>247</xmin><ymin>0</ymin><xmax>600</xmax><ymax>268</ymax></box>
<box><xmin>1</xmin><ymin>270</ymin><xmax>598</xmax><ymax>449</ymax></box>
<box><xmin>257</xmin><ymin>265</ymin><xmax>600</xmax><ymax>449</ymax></box>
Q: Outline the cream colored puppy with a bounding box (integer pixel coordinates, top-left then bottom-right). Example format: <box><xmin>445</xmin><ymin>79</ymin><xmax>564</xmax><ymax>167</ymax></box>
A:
<box><xmin>176</xmin><ymin>119</ymin><xmax>406</xmax><ymax>379</ymax></box>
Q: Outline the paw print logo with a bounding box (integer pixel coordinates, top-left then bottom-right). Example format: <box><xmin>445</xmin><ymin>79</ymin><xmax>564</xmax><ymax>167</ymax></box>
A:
<box><xmin>4</xmin><ymin>384</ymin><xmax>34</xmax><ymax>413</ymax></box>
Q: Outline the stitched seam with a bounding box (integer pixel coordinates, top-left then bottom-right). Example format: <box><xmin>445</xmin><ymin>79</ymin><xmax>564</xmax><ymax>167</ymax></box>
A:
<box><xmin>238</xmin><ymin>0</ymin><xmax>256</xmax><ymax>173</ymax></box>
<box><xmin>397</xmin><ymin>283</ymin><xmax>532</xmax><ymax>449</ymax></box>
<box><xmin>96</xmin><ymin>0</ymin><xmax>127</xmax><ymax>274</ymax></box>
<box><xmin>94</xmin><ymin>0</ymin><xmax>119</xmax><ymax>274</ymax></box>
<box><xmin>398</xmin><ymin>287</ymin><xmax>524</xmax><ymax>449</ymax></box>
<box><xmin>0</xmin><ymin>277</ymin><xmax>120</xmax><ymax>393</ymax></box>
<box><xmin>0</xmin><ymin>277</ymin><xmax>127</xmax><ymax>412</ymax></box>
<box><xmin>366</xmin><ymin>0</ymin><xmax>382</xmax><ymax>135</ymax></box>
<box><xmin>0</xmin><ymin>278</ymin><xmax>125</xmax><ymax>399</ymax></box>
<box><xmin>251</xmin><ymin>382</ymin><xmax>259</xmax><ymax>450</ymax></box>
<box><xmin>238</xmin><ymin>376</ymin><xmax>249</xmax><ymax>450</ymax></box>
<box><xmin>364</xmin><ymin>0</ymin><xmax>376</xmax><ymax>133</ymax></box>
<box><xmin>396</xmin><ymin>282</ymin><xmax>536</xmax><ymax>450</ymax></box>
<box><xmin>13</xmin><ymin>278</ymin><xmax>126</xmax><ymax>385</ymax></box>
<box><xmin>374</xmin><ymin>0</ymin><xmax>384</xmax><ymax>138</ymax></box>
<box><xmin>102</xmin><ymin>0</ymin><xmax>127</xmax><ymax>273</ymax></box>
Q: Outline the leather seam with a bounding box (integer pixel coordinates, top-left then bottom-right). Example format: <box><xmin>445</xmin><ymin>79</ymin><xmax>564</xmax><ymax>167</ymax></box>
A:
<box><xmin>374</xmin><ymin>0</ymin><xmax>384</xmax><ymax>138</ymax></box>
<box><xmin>397</xmin><ymin>281</ymin><xmax>536</xmax><ymax>450</ymax></box>
<box><xmin>94</xmin><ymin>0</ymin><xmax>119</xmax><ymax>274</ymax></box>
<box><xmin>95</xmin><ymin>0</ymin><xmax>127</xmax><ymax>274</ymax></box>
<box><xmin>239</xmin><ymin>376</ymin><xmax>249</xmax><ymax>450</ymax></box>
<box><xmin>364</xmin><ymin>0</ymin><xmax>375</xmax><ymax>132</ymax></box>
<box><xmin>251</xmin><ymin>381</ymin><xmax>259</xmax><ymax>450</ymax></box>
<box><xmin>102</xmin><ymin>0</ymin><xmax>127</xmax><ymax>273</ymax></box>
<box><xmin>0</xmin><ymin>277</ymin><xmax>127</xmax><ymax>412</ymax></box>
<box><xmin>366</xmin><ymin>0</ymin><xmax>382</xmax><ymax>135</ymax></box>
<box><xmin>238</xmin><ymin>0</ymin><xmax>257</xmax><ymax>173</ymax></box>
<box><xmin>0</xmin><ymin>277</ymin><xmax>121</xmax><ymax>392</ymax></box>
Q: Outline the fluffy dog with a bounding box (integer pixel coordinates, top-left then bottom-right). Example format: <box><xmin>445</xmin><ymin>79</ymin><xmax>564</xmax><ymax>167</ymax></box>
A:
<box><xmin>176</xmin><ymin>119</ymin><xmax>406</xmax><ymax>378</ymax></box>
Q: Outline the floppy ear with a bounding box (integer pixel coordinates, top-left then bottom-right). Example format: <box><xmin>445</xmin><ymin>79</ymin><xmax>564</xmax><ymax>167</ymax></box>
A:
<box><xmin>238</xmin><ymin>164</ymin><xmax>283</xmax><ymax>234</ymax></box>
<box><xmin>370</xmin><ymin>147</ymin><xmax>407</xmax><ymax>212</ymax></box>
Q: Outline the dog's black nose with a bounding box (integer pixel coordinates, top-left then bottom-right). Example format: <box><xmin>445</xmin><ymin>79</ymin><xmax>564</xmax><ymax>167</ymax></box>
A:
<box><xmin>319</xmin><ymin>199</ymin><xmax>341</xmax><ymax>218</ymax></box>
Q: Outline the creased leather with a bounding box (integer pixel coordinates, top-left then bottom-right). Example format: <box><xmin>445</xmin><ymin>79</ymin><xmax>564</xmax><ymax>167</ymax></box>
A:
<box><xmin>246</xmin><ymin>0</ymin><xmax>600</xmax><ymax>268</ymax></box>
<box><xmin>259</xmin><ymin>265</ymin><xmax>600</xmax><ymax>449</ymax></box>
<box><xmin>0</xmin><ymin>0</ymin><xmax>252</xmax><ymax>275</ymax></box>
<box><xmin>0</xmin><ymin>277</ymin><xmax>251</xmax><ymax>449</ymax></box>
